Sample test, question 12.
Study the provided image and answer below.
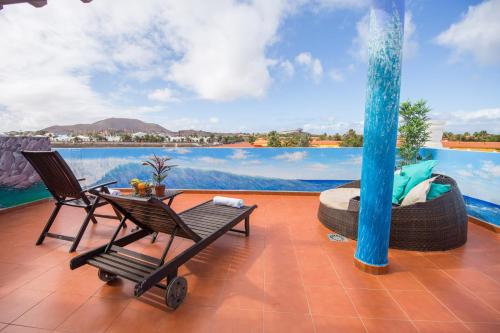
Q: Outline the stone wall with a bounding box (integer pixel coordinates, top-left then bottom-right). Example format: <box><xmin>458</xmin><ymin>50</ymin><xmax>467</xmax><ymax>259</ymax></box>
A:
<box><xmin>0</xmin><ymin>137</ymin><xmax>51</xmax><ymax>189</ymax></box>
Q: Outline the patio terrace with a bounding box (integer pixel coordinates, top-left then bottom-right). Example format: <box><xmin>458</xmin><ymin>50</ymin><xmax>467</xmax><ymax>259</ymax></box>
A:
<box><xmin>0</xmin><ymin>193</ymin><xmax>499</xmax><ymax>333</ymax></box>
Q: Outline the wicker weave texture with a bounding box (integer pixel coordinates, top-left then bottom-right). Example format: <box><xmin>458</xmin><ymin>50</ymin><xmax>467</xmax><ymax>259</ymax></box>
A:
<box><xmin>317</xmin><ymin>175</ymin><xmax>468</xmax><ymax>251</ymax></box>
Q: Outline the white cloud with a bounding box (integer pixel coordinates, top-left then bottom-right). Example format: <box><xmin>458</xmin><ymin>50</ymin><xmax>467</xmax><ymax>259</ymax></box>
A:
<box><xmin>171</xmin><ymin>148</ymin><xmax>191</xmax><ymax>155</ymax></box>
<box><xmin>436</xmin><ymin>0</ymin><xmax>500</xmax><ymax>65</ymax></box>
<box><xmin>457</xmin><ymin>169</ymin><xmax>474</xmax><ymax>178</ymax></box>
<box><xmin>160</xmin><ymin>117</ymin><xmax>220</xmax><ymax>131</ymax></box>
<box><xmin>341</xmin><ymin>155</ymin><xmax>362</xmax><ymax>166</ymax></box>
<box><xmin>295</xmin><ymin>52</ymin><xmax>323</xmax><ymax>82</ymax></box>
<box><xmin>160</xmin><ymin>116</ymin><xmax>222</xmax><ymax>132</ymax></box>
<box><xmin>230</xmin><ymin>149</ymin><xmax>250</xmax><ymax>160</ymax></box>
<box><xmin>303</xmin><ymin>117</ymin><xmax>363</xmax><ymax>134</ymax></box>
<box><xmin>279</xmin><ymin>60</ymin><xmax>295</xmax><ymax>78</ymax></box>
<box><xmin>312</xmin><ymin>60</ymin><xmax>323</xmax><ymax>80</ymax></box>
<box><xmin>165</xmin><ymin>1</ymin><xmax>296</xmax><ymax>101</ymax></box>
<box><xmin>0</xmin><ymin>1</ymin><xmax>168</xmax><ymax>131</ymax></box>
<box><xmin>147</xmin><ymin>88</ymin><xmax>178</xmax><ymax>102</ymax></box>
<box><xmin>329</xmin><ymin>68</ymin><xmax>344</xmax><ymax>82</ymax></box>
<box><xmin>0</xmin><ymin>0</ymin><xmax>298</xmax><ymax>131</ymax></box>
<box><xmin>312</xmin><ymin>0</ymin><xmax>369</xmax><ymax>10</ymax></box>
<box><xmin>209</xmin><ymin>117</ymin><xmax>220</xmax><ymax>124</ymax></box>
<box><xmin>456</xmin><ymin>159</ymin><xmax>499</xmax><ymax>180</ymax></box>
<box><xmin>310</xmin><ymin>162</ymin><xmax>329</xmax><ymax>170</ymax></box>
<box><xmin>198</xmin><ymin>156</ymin><xmax>226</xmax><ymax>165</ymax></box>
<box><xmin>433</xmin><ymin>108</ymin><xmax>500</xmax><ymax>133</ymax></box>
<box><xmin>351</xmin><ymin>11</ymin><xmax>417</xmax><ymax>62</ymax></box>
<box><xmin>295</xmin><ymin>52</ymin><xmax>312</xmax><ymax>66</ymax></box>
<box><xmin>456</xmin><ymin>108</ymin><xmax>500</xmax><ymax>123</ymax></box>
<box><xmin>275</xmin><ymin>151</ymin><xmax>308</xmax><ymax>162</ymax></box>
<box><xmin>480</xmin><ymin>160</ymin><xmax>500</xmax><ymax>178</ymax></box>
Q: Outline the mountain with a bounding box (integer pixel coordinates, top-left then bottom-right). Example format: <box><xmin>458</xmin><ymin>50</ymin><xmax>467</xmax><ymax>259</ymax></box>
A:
<box><xmin>43</xmin><ymin>118</ymin><xmax>176</xmax><ymax>135</ymax></box>
<box><xmin>177</xmin><ymin>129</ymin><xmax>214</xmax><ymax>137</ymax></box>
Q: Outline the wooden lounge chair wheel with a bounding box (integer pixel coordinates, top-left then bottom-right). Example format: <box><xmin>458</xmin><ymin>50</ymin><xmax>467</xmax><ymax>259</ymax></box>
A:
<box><xmin>98</xmin><ymin>269</ymin><xmax>117</xmax><ymax>283</ymax></box>
<box><xmin>165</xmin><ymin>276</ymin><xmax>187</xmax><ymax>309</ymax></box>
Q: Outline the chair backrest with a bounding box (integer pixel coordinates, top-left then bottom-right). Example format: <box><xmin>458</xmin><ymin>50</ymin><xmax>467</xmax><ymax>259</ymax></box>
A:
<box><xmin>98</xmin><ymin>193</ymin><xmax>201</xmax><ymax>241</ymax></box>
<box><xmin>22</xmin><ymin>150</ymin><xmax>83</xmax><ymax>199</ymax></box>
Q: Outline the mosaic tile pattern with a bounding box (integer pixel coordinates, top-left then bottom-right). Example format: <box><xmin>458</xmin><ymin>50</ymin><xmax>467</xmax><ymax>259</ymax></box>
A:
<box><xmin>356</xmin><ymin>0</ymin><xmax>405</xmax><ymax>267</ymax></box>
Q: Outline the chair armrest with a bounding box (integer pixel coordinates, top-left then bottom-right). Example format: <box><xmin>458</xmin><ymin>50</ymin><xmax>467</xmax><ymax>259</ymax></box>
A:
<box><xmin>82</xmin><ymin>181</ymin><xmax>117</xmax><ymax>193</ymax></box>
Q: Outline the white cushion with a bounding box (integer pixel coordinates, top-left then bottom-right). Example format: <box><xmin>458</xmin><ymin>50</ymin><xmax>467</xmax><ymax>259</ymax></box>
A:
<box><xmin>401</xmin><ymin>176</ymin><xmax>437</xmax><ymax>206</ymax></box>
<box><xmin>319</xmin><ymin>188</ymin><xmax>361</xmax><ymax>210</ymax></box>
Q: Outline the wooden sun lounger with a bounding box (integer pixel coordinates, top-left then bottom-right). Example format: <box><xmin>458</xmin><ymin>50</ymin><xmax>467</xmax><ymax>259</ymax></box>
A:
<box><xmin>21</xmin><ymin>151</ymin><xmax>123</xmax><ymax>252</ymax></box>
<box><xmin>70</xmin><ymin>193</ymin><xmax>257</xmax><ymax>309</ymax></box>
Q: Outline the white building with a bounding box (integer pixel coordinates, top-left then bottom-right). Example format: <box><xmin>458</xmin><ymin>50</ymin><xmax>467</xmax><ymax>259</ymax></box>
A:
<box><xmin>76</xmin><ymin>135</ymin><xmax>90</xmax><ymax>142</ymax></box>
<box><xmin>51</xmin><ymin>134</ymin><xmax>73</xmax><ymax>142</ymax></box>
<box><xmin>169</xmin><ymin>136</ymin><xmax>186</xmax><ymax>143</ymax></box>
<box><xmin>425</xmin><ymin>120</ymin><xmax>446</xmax><ymax>148</ymax></box>
<box><xmin>189</xmin><ymin>136</ymin><xmax>210</xmax><ymax>143</ymax></box>
<box><xmin>106</xmin><ymin>136</ymin><xmax>121</xmax><ymax>142</ymax></box>
<box><xmin>132</xmin><ymin>132</ymin><xmax>147</xmax><ymax>138</ymax></box>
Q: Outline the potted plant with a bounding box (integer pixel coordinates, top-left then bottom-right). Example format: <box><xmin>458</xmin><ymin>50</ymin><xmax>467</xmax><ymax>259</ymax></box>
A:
<box><xmin>142</xmin><ymin>154</ymin><xmax>176</xmax><ymax>197</ymax></box>
<box><xmin>398</xmin><ymin>99</ymin><xmax>431</xmax><ymax>166</ymax></box>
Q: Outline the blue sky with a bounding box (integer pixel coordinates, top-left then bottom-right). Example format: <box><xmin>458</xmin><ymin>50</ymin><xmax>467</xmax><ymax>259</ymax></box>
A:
<box><xmin>0</xmin><ymin>0</ymin><xmax>499</xmax><ymax>133</ymax></box>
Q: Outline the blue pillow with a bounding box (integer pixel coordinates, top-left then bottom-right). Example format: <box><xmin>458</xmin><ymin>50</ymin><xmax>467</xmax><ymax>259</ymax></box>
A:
<box><xmin>400</xmin><ymin>160</ymin><xmax>438</xmax><ymax>198</ymax></box>
<box><xmin>393</xmin><ymin>174</ymin><xmax>410</xmax><ymax>204</ymax></box>
<box><xmin>427</xmin><ymin>183</ymin><xmax>451</xmax><ymax>200</ymax></box>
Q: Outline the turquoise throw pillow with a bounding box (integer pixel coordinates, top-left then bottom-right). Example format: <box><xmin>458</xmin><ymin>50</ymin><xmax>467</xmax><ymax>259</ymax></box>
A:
<box><xmin>392</xmin><ymin>174</ymin><xmax>410</xmax><ymax>204</ymax></box>
<box><xmin>427</xmin><ymin>183</ymin><xmax>451</xmax><ymax>200</ymax></box>
<box><xmin>400</xmin><ymin>160</ymin><xmax>438</xmax><ymax>198</ymax></box>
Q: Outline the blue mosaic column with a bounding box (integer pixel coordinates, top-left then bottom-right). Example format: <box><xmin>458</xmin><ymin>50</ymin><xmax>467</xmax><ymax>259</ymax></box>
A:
<box><xmin>354</xmin><ymin>0</ymin><xmax>405</xmax><ymax>273</ymax></box>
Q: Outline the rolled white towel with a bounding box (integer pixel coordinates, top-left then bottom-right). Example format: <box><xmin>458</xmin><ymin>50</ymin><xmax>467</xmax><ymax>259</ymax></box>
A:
<box><xmin>109</xmin><ymin>189</ymin><xmax>122</xmax><ymax>196</ymax></box>
<box><xmin>213</xmin><ymin>196</ymin><xmax>244</xmax><ymax>208</ymax></box>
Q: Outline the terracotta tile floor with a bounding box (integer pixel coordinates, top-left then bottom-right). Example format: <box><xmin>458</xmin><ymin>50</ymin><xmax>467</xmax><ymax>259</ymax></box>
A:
<box><xmin>0</xmin><ymin>193</ymin><xmax>499</xmax><ymax>332</ymax></box>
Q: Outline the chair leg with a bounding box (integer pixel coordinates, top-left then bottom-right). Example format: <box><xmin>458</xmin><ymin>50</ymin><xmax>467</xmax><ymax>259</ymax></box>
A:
<box><xmin>36</xmin><ymin>203</ymin><xmax>62</xmax><ymax>246</ymax></box>
<box><xmin>113</xmin><ymin>207</ymin><xmax>126</xmax><ymax>229</ymax></box>
<box><xmin>151</xmin><ymin>232</ymin><xmax>158</xmax><ymax>244</ymax></box>
<box><xmin>88</xmin><ymin>209</ymin><xmax>99</xmax><ymax>225</ymax></box>
<box><xmin>69</xmin><ymin>204</ymin><xmax>97</xmax><ymax>253</ymax></box>
<box><xmin>244</xmin><ymin>217</ymin><xmax>250</xmax><ymax>237</ymax></box>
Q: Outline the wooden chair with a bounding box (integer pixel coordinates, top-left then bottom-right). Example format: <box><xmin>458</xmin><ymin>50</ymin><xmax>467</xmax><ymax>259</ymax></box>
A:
<box><xmin>70</xmin><ymin>193</ymin><xmax>257</xmax><ymax>309</ymax></box>
<box><xmin>22</xmin><ymin>151</ymin><xmax>123</xmax><ymax>252</ymax></box>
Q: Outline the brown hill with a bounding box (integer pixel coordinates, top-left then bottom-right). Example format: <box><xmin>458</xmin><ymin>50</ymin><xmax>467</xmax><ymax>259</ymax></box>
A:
<box><xmin>177</xmin><ymin>129</ymin><xmax>214</xmax><ymax>137</ymax></box>
<box><xmin>43</xmin><ymin>118</ymin><xmax>176</xmax><ymax>135</ymax></box>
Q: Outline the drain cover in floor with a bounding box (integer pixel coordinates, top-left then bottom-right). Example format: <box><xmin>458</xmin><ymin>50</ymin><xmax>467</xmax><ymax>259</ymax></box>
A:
<box><xmin>327</xmin><ymin>233</ymin><xmax>348</xmax><ymax>242</ymax></box>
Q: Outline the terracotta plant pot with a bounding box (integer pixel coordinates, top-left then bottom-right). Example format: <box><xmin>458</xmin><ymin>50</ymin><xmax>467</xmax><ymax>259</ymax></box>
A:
<box><xmin>155</xmin><ymin>184</ymin><xmax>166</xmax><ymax>197</ymax></box>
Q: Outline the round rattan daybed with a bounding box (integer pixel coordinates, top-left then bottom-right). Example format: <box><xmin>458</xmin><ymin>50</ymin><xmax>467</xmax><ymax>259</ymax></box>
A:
<box><xmin>317</xmin><ymin>174</ymin><xmax>468</xmax><ymax>251</ymax></box>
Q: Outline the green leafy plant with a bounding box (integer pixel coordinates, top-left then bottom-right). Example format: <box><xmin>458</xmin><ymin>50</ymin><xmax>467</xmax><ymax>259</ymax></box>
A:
<box><xmin>398</xmin><ymin>99</ymin><xmax>431</xmax><ymax>166</ymax></box>
<box><xmin>267</xmin><ymin>131</ymin><xmax>282</xmax><ymax>147</ymax></box>
<box><xmin>443</xmin><ymin>130</ymin><xmax>500</xmax><ymax>142</ymax></box>
<box><xmin>142</xmin><ymin>154</ymin><xmax>177</xmax><ymax>185</ymax></box>
<box><xmin>340</xmin><ymin>129</ymin><xmax>363</xmax><ymax>147</ymax></box>
<box><xmin>283</xmin><ymin>133</ymin><xmax>310</xmax><ymax>147</ymax></box>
